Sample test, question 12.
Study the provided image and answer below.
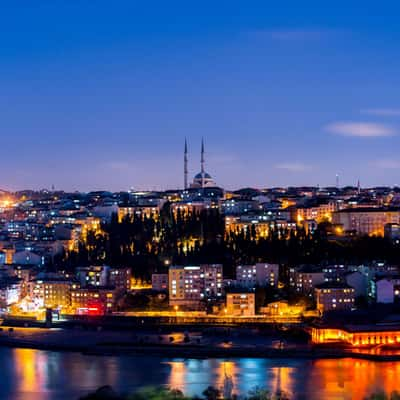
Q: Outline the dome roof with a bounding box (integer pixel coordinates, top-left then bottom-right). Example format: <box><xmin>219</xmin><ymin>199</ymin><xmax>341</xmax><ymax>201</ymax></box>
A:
<box><xmin>194</xmin><ymin>172</ymin><xmax>212</xmax><ymax>180</ymax></box>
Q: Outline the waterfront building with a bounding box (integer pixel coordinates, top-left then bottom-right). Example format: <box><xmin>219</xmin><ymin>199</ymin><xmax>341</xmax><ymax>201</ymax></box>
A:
<box><xmin>28</xmin><ymin>273</ymin><xmax>74</xmax><ymax>311</ymax></box>
<box><xmin>311</xmin><ymin>324</ymin><xmax>400</xmax><ymax>346</ymax></box>
<box><xmin>226</xmin><ymin>292</ymin><xmax>255</xmax><ymax>316</ymax></box>
<box><xmin>260</xmin><ymin>300</ymin><xmax>305</xmax><ymax>318</ymax></box>
<box><xmin>70</xmin><ymin>286</ymin><xmax>115</xmax><ymax>315</ymax></box>
<box><xmin>315</xmin><ymin>282</ymin><xmax>355</xmax><ymax>314</ymax></box>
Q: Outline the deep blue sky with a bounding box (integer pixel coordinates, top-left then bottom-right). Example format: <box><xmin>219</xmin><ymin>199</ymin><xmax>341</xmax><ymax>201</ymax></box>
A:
<box><xmin>1</xmin><ymin>1</ymin><xmax>400</xmax><ymax>191</ymax></box>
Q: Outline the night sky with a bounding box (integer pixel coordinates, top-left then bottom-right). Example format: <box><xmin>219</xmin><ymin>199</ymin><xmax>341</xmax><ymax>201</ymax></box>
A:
<box><xmin>1</xmin><ymin>1</ymin><xmax>400</xmax><ymax>191</ymax></box>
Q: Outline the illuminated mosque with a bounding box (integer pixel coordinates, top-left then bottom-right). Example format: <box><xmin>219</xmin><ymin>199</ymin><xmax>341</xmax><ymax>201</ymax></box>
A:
<box><xmin>184</xmin><ymin>139</ymin><xmax>216</xmax><ymax>189</ymax></box>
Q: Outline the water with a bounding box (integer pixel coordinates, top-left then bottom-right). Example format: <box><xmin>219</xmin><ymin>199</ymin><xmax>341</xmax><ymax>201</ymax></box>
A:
<box><xmin>0</xmin><ymin>348</ymin><xmax>399</xmax><ymax>399</ymax></box>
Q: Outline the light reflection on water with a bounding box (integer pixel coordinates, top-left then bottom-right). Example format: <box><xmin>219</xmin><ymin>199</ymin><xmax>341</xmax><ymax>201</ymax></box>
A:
<box><xmin>0</xmin><ymin>348</ymin><xmax>399</xmax><ymax>399</ymax></box>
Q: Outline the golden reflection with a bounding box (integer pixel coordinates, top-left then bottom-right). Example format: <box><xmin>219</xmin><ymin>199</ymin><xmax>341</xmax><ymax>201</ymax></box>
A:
<box><xmin>13</xmin><ymin>348</ymin><xmax>49</xmax><ymax>399</ymax></box>
<box><xmin>217</xmin><ymin>361</ymin><xmax>237</xmax><ymax>389</ymax></box>
<box><xmin>270</xmin><ymin>367</ymin><xmax>294</xmax><ymax>397</ymax></box>
<box><xmin>166</xmin><ymin>361</ymin><xmax>186</xmax><ymax>392</ymax></box>
<box><xmin>310</xmin><ymin>359</ymin><xmax>400</xmax><ymax>400</ymax></box>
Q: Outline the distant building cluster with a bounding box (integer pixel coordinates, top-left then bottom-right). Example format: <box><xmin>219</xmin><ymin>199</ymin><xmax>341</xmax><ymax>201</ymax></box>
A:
<box><xmin>1</xmin><ymin>148</ymin><xmax>400</xmax><ymax>321</ymax></box>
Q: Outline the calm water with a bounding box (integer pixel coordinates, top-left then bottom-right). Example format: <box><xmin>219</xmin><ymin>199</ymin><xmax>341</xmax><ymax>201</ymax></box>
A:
<box><xmin>1</xmin><ymin>348</ymin><xmax>400</xmax><ymax>400</ymax></box>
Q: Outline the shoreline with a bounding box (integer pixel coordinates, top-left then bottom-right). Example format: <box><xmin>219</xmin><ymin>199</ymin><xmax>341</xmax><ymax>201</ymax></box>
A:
<box><xmin>0</xmin><ymin>335</ymin><xmax>399</xmax><ymax>362</ymax></box>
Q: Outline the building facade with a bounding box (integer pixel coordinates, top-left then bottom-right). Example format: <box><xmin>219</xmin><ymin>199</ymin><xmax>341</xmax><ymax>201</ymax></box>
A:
<box><xmin>315</xmin><ymin>283</ymin><xmax>355</xmax><ymax>313</ymax></box>
<box><xmin>226</xmin><ymin>292</ymin><xmax>255</xmax><ymax>316</ymax></box>
<box><xmin>236</xmin><ymin>263</ymin><xmax>279</xmax><ymax>288</ymax></box>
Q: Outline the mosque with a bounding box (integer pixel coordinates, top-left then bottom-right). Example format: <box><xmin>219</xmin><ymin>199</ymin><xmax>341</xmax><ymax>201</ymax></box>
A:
<box><xmin>184</xmin><ymin>139</ymin><xmax>217</xmax><ymax>189</ymax></box>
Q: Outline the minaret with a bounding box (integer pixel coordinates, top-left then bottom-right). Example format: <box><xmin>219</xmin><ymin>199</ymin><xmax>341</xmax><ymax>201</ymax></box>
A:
<box><xmin>201</xmin><ymin>138</ymin><xmax>205</xmax><ymax>188</ymax></box>
<box><xmin>357</xmin><ymin>179</ymin><xmax>361</xmax><ymax>195</ymax></box>
<box><xmin>184</xmin><ymin>139</ymin><xmax>188</xmax><ymax>190</ymax></box>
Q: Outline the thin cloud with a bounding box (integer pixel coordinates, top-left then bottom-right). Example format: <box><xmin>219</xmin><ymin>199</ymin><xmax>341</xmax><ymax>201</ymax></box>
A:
<box><xmin>269</xmin><ymin>30</ymin><xmax>325</xmax><ymax>40</ymax></box>
<box><xmin>326</xmin><ymin>122</ymin><xmax>395</xmax><ymax>137</ymax></box>
<box><xmin>274</xmin><ymin>163</ymin><xmax>312</xmax><ymax>172</ymax></box>
<box><xmin>361</xmin><ymin>108</ymin><xmax>400</xmax><ymax>117</ymax></box>
<box><xmin>246</xmin><ymin>29</ymin><xmax>335</xmax><ymax>42</ymax></box>
<box><xmin>372</xmin><ymin>159</ymin><xmax>400</xmax><ymax>169</ymax></box>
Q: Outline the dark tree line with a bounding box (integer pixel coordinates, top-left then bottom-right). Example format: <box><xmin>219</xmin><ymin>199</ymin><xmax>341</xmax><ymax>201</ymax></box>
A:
<box><xmin>64</xmin><ymin>204</ymin><xmax>400</xmax><ymax>280</ymax></box>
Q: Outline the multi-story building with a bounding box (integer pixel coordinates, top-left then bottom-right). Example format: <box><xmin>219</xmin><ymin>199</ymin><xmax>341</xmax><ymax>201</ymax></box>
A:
<box><xmin>117</xmin><ymin>204</ymin><xmax>162</xmax><ymax>222</ymax></box>
<box><xmin>289</xmin><ymin>266</ymin><xmax>325</xmax><ymax>295</ymax></box>
<box><xmin>109</xmin><ymin>267</ymin><xmax>131</xmax><ymax>291</ymax></box>
<box><xmin>202</xmin><ymin>264</ymin><xmax>224</xmax><ymax>298</ymax></box>
<box><xmin>0</xmin><ymin>276</ymin><xmax>22</xmax><ymax>310</ymax></box>
<box><xmin>77</xmin><ymin>265</ymin><xmax>110</xmax><ymax>287</ymax></box>
<box><xmin>168</xmin><ymin>264</ymin><xmax>223</xmax><ymax>309</ymax></box>
<box><xmin>70</xmin><ymin>286</ymin><xmax>115</xmax><ymax>315</ymax></box>
<box><xmin>226</xmin><ymin>292</ymin><xmax>255</xmax><ymax>316</ymax></box>
<box><xmin>315</xmin><ymin>282</ymin><xmax>355</xmax><ymax>314</ymax></box>
<box><xmin>28</xmin><ymin>274</ymin><xmax>74</xmax><ymax>311</ymax></box>
<box><xmin>236</xmin><ymin>263</ymin><xmax>279</xmax><ymax>288</ymax></box>
<box><xmin>11</xmin><ymin>265</ymin><xmax>38</xmax><ymax>298</ymax></box>
<box><xmin>332</xmin><ymin>208</ymin><xmax>400</xmax><ymax>236</ymax></box>
<box><xmin>152</xmin><ymin>273</ymin><xmax>168</xmax><ymax>291</ymax></box>
<box><xmin>296</xmin><ymin>201</ymin><xmax>336</xmax><ymax>224</ymax></box>
<box><xmin>384</xmin><ymin>223</ymin><xmax>400</xmax><ymax>240</ymax></box>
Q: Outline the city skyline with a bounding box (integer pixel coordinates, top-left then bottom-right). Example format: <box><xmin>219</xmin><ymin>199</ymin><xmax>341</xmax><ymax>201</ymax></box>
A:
<box><xmin>2</xmin><ymin>2</ymin><xmax>400</xmax><ymax>191</ymax></box>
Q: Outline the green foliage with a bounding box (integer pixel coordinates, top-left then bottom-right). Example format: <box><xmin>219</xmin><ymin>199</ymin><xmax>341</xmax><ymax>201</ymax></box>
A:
<box><xmin>128</xmin><ymin>387</ymin><xmax>190</xmax><ymax>400</ymax></box>
<box><xmin>80</xmin><ymin>387</ymin><xmax>400</xmax><ymax>400</ymax></box>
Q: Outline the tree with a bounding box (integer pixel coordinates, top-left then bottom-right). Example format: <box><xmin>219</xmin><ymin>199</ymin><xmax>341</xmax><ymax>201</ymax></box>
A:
<box><xmin>202</xmin><ymin>386</ymin><xmax>221</xmax><ymax>400</ymax></box>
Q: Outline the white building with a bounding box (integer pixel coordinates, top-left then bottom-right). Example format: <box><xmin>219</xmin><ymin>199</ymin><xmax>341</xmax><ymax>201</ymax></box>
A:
<box><xmin>168</xmin><ymin>264</ymin><xmax>223</xmax><ymax>308</ymax></box>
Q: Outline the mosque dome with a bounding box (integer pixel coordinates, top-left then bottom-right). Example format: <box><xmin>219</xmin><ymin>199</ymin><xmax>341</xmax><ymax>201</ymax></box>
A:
<box><xmin>194</xmin><ymin>172</ymin><xmax>213</xmax><ymax>180</ymax></box>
